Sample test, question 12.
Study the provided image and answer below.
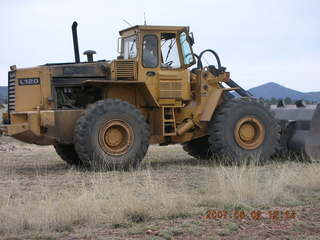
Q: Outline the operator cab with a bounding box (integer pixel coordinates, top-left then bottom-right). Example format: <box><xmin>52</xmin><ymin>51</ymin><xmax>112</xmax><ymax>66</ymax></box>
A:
<box><xmin>115</xmin><ymin>25</ymin><xmax>197</xmax><ymax>103</ymax></box>
<box><xmin>118</xmin><ymin>25</ymin><xmax>196</xmax><ymax>70</ymax></box>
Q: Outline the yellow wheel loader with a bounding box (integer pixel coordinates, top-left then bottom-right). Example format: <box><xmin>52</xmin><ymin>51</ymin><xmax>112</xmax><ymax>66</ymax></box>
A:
<box><xmin>1</xmin><ymin>22</ymin><xmax>318</xmax><ymax>169</ymax></box>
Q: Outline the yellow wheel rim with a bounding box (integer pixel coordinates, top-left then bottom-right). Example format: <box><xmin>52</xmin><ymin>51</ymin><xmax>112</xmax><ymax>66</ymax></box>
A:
<box><xmin>98</xmin><ymin>119</ymin><xmax>134</xmax><ymax>156</ymax></box>
<box><xmin>234</xmin><ymin>117</ymin><xmax>265</xmax><ymax>150</ymax></box>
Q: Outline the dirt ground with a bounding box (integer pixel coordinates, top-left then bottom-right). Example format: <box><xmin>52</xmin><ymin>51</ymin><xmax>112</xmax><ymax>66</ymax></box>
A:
<box><xmin>0</xmin><ymin>136</ymin><xmax>319</xmax><ymax>240</ymax></box>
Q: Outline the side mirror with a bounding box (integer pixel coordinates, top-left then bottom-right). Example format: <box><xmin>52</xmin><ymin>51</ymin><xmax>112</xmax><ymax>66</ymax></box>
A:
<box><xmin>188</xmin><ymin>32</ymin><xmax>195</xmax><ymax>45</ymax></box>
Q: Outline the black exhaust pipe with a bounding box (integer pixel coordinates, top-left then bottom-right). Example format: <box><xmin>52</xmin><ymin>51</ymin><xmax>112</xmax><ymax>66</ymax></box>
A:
<box><xmin>72</xmin><ymin>21</ymin><xmax>80</xmax><ymax>63</ymax></box>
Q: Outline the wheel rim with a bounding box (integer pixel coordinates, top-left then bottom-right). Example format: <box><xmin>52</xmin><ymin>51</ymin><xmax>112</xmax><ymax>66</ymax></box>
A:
<box><xmin>234</xmin><ymin>117</ymin><xmax>265</xmax><ymax>150</ymax></box>
<box><xmin>98</xmin><ymin>119</ymin><xmax>134</xmax><ymax>156</ymax></box>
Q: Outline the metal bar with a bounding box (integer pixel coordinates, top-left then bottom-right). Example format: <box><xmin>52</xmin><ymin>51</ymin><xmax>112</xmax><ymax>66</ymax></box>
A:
<box><xmin>225</xmin><ymin>79</ymin><xmax>252</xmax><ymax>97</ymax></box>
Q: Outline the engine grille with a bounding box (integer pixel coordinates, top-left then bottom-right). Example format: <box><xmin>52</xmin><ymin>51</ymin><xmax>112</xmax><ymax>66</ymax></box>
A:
<box><xmin>159</xmin><ymin>81</ymin><xmax>183</xmax><ymax>99</ymax></box>
<box><xmin>115</xmin><ymin>60</ymin><xmax>136</xmax><ymax>80</ymax></box>
<box><xmin>8</xmin><ymin>71</ymin><xmax>16</xmax><ymax>112</ymax></box>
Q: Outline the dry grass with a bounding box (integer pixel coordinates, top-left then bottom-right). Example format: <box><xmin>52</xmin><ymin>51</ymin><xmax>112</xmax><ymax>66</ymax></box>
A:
<box><xmin>0</xmin><ymin>171</ymin><xmax>195</xmax><ymax>234</ymax></box>
<box><xmin>201</xmin><ymin>162</ymin><xmax>297</xmax><ymax>209</ymax></box>
<box><xmin>0</xmin><ymin>139</ymin><xmax>320</xmax><ymax>238</ymax></box>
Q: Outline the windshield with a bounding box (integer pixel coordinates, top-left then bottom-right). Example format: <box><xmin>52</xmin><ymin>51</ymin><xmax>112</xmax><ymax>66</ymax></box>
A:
<box><xmin>179</xmin><ymin>32</ymin><xmax>194</xmax><ymax>65</ymax></box>
<box><xmin>160</xmin><ymin>33</ymin><xmax>181</xmax><ymax>69</ymax></box>
<box><xmin>122</xmin><ymin>35</ymin><xmax>137</xmax><ymax>59</ymax></box>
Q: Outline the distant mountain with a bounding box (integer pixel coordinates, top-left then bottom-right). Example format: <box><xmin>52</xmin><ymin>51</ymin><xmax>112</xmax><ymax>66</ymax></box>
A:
<box><xmin>248</xmin><ymin>82</ymin><xmax>320</xmax><ymax>102</ymax></box>
<box><xmin>305</xmin><ymin>91</ymin><xmax>320</xmax><ymax>100</ymax></box>
<box><xmin>0</xmin><ymin>86</ymin><xmax>7</xmax><ymax>104</ymax></box>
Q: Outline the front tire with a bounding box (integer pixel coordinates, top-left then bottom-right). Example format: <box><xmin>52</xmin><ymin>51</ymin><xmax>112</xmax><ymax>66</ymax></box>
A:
<box><xmin>208</xmin><ymin>98</ymin><xmax>280</xmax><ymax>164</ymax></box>
<box><xmin>74</xmin><ymin>99</ymin><xmax>150</xmax><ymax>170</ymax></box>
<box><xmin>54</xmin><ymin>144</ymin><xmax>81</xmax><ymax>166</ymax></box>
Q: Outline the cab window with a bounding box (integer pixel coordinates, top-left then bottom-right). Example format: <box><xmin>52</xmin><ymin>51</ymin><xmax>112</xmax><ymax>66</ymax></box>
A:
<box><xmin>142</xmin><ymin>35</ymin><xmax>158</xmax><ymax>68</ymax></box>
<box><xmin>161</xmin><ymin>33</ymin><xmax>181</xmax><ymax>69</ymax></box>
<box><xmin>122</xmin><ymin>35</ymin><xmax>137</xmax><ymax>59</ymax></box>
<box><xmin>180</xmin><ymin>32</ymin><xmax>194</xmax><ymax>65</ymax></box>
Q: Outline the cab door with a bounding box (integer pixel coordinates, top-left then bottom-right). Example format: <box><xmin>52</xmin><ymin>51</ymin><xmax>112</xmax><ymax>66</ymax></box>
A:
<box><xmin>138</xmin><ymin>31</ymin><xmax>194</xmax><ymax>105</ymax></box>
<box><xmin>157</xmin><ymin>32</ymin><xmax>191</xmax><ymax>105</ymax></box>
<box><xmin>138</xmin><ymin>32</ymin><xmax>161</xmax><ymax>101</ymax></box>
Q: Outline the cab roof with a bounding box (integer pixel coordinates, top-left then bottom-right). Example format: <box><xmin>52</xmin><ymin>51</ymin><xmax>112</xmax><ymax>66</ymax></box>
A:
<box><xmin>119</xmin><ymin>25</ymin><xmax>189</xmax><ymax>36</ymax></box>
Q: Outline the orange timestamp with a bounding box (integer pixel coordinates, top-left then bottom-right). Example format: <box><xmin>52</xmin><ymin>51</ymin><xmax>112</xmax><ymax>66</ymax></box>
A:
<box><xmin>204</xmin><ymin>209</ymin><xmax>296</xmax><ymax>220</ymax></box>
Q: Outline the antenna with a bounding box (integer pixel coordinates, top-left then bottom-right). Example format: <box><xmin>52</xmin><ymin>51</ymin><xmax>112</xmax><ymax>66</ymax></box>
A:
<box><xmin>144</xmin><ymin>12</ymin><xmax>147</xmax><ymax>25</ymax></box>
<box><xmin>123</xmin><ymin>19</ymin><xmax>133</xmax><ymax>27</ymax></box>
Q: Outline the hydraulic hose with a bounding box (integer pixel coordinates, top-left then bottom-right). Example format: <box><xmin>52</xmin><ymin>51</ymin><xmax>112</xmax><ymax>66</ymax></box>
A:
<box><xmin>197</xmin><ymin>49</ymin><xmax>222</xmax><ymax>70</ymax></box>
<box><xmin>195</xmin><ymin>49</ymin><xmax>251</xmax><ymax>97</ymax></box>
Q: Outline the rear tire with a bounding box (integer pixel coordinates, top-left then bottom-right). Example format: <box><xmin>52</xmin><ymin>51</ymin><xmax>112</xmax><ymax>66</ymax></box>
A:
<box><xmin>208</xmin><ymin>98</ymin><xmax>280</xmax><ymax>164</ymax></box>
<box><xmin>54</xmin><ymin>144</ymin><xmax>81</xmax><ymax>166</ymax></box>
<box><xmin>182</xmin><ymin>136</ymin><xmax>212</xmax><ymax>159</ymax></box>
<box><xmin>74</xmin><ymin>99</ymin><xmax>150</xmax><ymax>170</ymax></box>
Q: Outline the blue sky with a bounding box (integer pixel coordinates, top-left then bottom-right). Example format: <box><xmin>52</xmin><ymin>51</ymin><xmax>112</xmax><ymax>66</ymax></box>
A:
<box><xmin>0</xmin><ymin>0</ymin><xmax>319</xmax><ymax>92</ymax></box>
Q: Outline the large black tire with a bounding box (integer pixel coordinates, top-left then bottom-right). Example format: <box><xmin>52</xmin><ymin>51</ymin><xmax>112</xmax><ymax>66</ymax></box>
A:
<box><xmin>54</xmin><ymin>144</ymin><xmax>81</xmax><ymax>166</ymax></box>
<box><xmin>182</xmin><ymin>136</ymin><xmax>212</xmax><ymax>159</ymax></box>
<box><xmin>208</xmin><ymin>98</ymin><xmax>280</xmax><ymax>164</ymax></box>
<box><xmin>74</xmin><ymin>99</ymin><xmax>150</xmax><ymax>170</ymax></box>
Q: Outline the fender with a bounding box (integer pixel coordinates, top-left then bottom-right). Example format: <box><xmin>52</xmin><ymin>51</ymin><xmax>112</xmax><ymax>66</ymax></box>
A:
<box><xmin>83</xmin><ymin>80</ymin><xmax>159</xmax><ymax>108</ymax></box>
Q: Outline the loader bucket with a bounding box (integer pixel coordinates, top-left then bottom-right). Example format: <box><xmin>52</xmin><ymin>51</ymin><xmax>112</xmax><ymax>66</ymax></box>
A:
<box><xmin>271</xmin><ymin>103</ymin><xmax>318</xmax><ymax>157</ymax></box>
<box><xmin>305</xmin><ymin>104</ymin><xmax>320</xmax><ymax>161</ymax></box>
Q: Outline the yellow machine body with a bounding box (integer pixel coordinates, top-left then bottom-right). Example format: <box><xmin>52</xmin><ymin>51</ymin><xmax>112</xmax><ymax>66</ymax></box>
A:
<box><xmin>2</xmin><ymin>25</ymin><xmax>235</xmax><ymax>146</ymax></box>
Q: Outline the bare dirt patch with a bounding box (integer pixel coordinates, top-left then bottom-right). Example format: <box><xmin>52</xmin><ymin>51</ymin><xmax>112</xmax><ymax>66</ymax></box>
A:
<box><xmin>0</xmin><ymin>136</ymin><xmax>319</xmax><ymax>239</ymax></box>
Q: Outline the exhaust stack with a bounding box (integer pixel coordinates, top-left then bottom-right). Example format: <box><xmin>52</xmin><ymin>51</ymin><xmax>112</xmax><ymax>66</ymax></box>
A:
<box><xmin>72</xmin><ymin>21</ymin><xmax>80</xmax><ymax>63</ymax></box>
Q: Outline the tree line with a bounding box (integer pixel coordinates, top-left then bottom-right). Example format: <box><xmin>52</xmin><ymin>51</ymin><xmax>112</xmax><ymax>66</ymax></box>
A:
<box><xmin>259</xmin><ymin>97</ymin><xmax>316</xmax><ymax>105</ymax></box>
